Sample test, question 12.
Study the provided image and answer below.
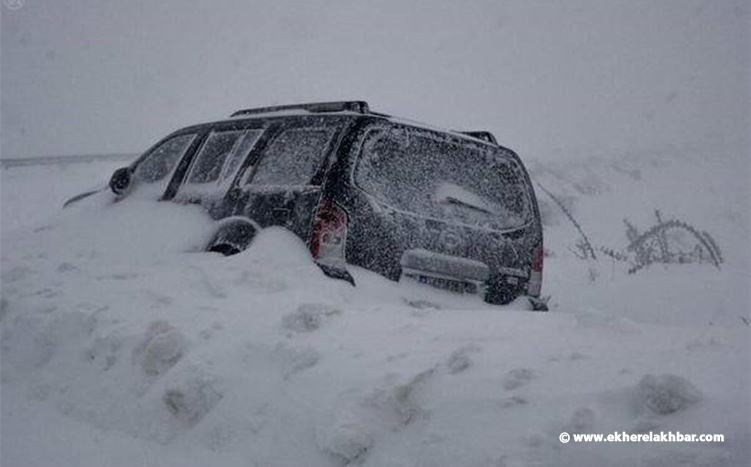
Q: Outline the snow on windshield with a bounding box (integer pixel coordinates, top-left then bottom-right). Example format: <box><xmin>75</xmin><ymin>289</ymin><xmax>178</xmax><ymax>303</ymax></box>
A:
<box><xmin>355</xmin><ymin>128</ymin><xmax>531</xmax><ymax>230</ymax></box>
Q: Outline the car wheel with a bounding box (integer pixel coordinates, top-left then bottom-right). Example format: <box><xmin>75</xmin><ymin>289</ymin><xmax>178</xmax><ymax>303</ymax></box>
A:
<box><xmin>484</xmin><ymin>279</ymin><xmax>518</xmax><ymax>305</ymax></box>
<box><xmin>207</xmin><ymin>243</ymin><xmax>242</xmax><ymax>256</ymax></box>
<box><xmin>205</xmin><ymin>218</ymin><xmax>258</xmax><ymax>256</ymax></box>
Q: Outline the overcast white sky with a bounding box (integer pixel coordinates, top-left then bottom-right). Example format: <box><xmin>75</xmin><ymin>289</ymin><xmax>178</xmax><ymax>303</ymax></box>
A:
<box><xmin>1</xmin><ymin>0</ymin><xmax>749</xmax><ymax>160</ymax></box>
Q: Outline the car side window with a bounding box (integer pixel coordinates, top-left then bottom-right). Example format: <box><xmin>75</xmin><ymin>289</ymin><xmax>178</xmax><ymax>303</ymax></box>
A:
<box><xmin>134</xmin><ymin>134</ymin><xmax>195</xmax><ymax>183</ymax></box>
<box><xmin>187</xmin><ymin>130</ymin><xmax>240</xmax><ymax>184</ymax></box>
<box><xmin>220</xmin><ymin>130</ymin><xmax>263</xmax><ymax>182</ymax></box>
<box><xmin>183</xmin><ymin>129</ymin><xmax>263</xmax><ymax>190</ymax></box>
<box><xmin>248</xmin><ymin>127</ymin><xmax>334</xmax><ymax>186</ymax></box>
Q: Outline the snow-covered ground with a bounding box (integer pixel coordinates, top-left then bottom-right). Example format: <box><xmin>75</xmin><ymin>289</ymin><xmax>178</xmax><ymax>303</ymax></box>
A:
<box><xmin>1</xmin><ymin>146</ymin><xmax>749</xmax><ymax>466</ymax></box>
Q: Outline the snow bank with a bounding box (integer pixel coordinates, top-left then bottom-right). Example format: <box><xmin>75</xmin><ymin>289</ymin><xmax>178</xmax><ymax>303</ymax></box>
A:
<box><xmin>1</xmin><ymin>159</ymin><xmax>124</xmax><ymax>232</ymax></box>
<box><xmin>1</xmin><ymin>146</ymin><xmax>749</xmax><ymax>466</ymax></box>
<box><xmin>529</xmin><ymin>144</ymin><xmax>750</xmax><ymax>327</ymax></box>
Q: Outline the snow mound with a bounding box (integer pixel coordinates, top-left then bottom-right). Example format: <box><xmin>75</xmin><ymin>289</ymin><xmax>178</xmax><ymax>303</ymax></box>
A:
<box><xmin>316</xmin><ymin>404</ymin><xmax>374</xmax><ymax>463</ymax></box>
<box><xmin>136</xmin><ymin>321</ymin><xmax>187</xmax><ymax>376</ymax></box>
<box><xmin>282</xmin><ymin>303</ymin><xmax>342</xmax><ymax>333</ymax></box>
<box><xmin>163</xmin><ymin>373</ymin><xmax>223</xmax><ymax>426</ymax></box>
<box><xmin>636</xmin><ymin>374</ymin><xmax>703</xmax><ymax>416</ymax></box>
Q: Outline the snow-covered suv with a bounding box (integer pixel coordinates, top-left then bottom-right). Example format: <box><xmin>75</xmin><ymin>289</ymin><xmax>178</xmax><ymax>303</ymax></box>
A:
<box><xmin>98</xmin><ymin>101</ymin><xmax>545</xmax><ymax>308</ymax></box>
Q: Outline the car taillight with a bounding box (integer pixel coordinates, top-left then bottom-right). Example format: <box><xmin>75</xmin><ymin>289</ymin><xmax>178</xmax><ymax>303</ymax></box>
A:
<box><xmin>310</xmin><ymin>199</ymin><xmax>348</xmax><ymax>261</ymax></box>
<box><xmin>528</xmin><ymin>243</ymin><xmax>543</xmax><ymax>297</ymax></box>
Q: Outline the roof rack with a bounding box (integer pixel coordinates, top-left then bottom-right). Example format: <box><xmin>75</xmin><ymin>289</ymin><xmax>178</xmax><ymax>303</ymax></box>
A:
<box><xmin>231</xmin><ymin>101</ymin><xmax>370</xmax><ymax>118</ymax></box>
<box><xmin>457</xmin><ymin>131</ymin><xmax>498</xmax><ymax>145</ymax></box>
<box><xmin>230</xmin><ymin>103</ymin><xmax>497</xmax><ymax>145</ymax></box>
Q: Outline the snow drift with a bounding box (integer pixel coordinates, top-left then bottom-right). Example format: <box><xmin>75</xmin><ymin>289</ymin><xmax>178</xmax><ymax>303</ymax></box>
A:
<box><xmin>1</xmin><ymin>144</ymin><xmax>749</xmax><ymax>466</ymax></box>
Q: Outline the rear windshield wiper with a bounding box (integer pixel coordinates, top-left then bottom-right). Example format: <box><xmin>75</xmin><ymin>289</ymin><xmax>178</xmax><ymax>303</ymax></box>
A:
<box><xmin>441</xmin><ymin>196</ymin><xmax>494</xmax><ymax>216</ymax></box>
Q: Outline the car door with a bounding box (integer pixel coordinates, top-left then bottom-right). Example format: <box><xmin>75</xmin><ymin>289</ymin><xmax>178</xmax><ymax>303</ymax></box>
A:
<box><xmin>129</xmin><ymin>132</ymin><xmax>199</xmax><ymax>198</ymax></box>
<box><xmin>233</xmin><ymin>120</ymin><xmax>340</xmax><ymax>239</ymax></box>
<box><xmin>175</xmin><ymin>126</ymin><xmax>265</xmax><ymax>211</ymax></box>
<box><xmin>349</xmin><ymin>123</ymin><xmax>536</xmax><ymax>281</ymax></box>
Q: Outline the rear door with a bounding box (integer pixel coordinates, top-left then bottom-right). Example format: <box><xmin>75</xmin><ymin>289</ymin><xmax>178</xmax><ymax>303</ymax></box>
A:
<box><xmin>349</xmin><ymin>123</ymin><xmax>537</xmax><ymax>280</ymax></box>
<box><xmin>234</xmin><ymin>119</ymin><xmax>341</xmax><ymax>239</ymax></box>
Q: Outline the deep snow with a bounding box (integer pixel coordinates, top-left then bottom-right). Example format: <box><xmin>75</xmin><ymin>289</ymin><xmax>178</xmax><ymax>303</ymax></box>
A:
<box><xmin>1</xmin><ymin>144</ymin><xmax>749</xmax><ymax>466</ymax></box>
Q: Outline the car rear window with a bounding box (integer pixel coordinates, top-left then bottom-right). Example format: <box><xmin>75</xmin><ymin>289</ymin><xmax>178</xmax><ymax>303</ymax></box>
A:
<box><xmin>248</xmin><ymin>127</ymin><xmax>335</xmax><ymax>186</ymax></box>
<box><xmin>354</xmin><ymin>128</ymin><xmax>532</xmax><ymax>231</ymax></box>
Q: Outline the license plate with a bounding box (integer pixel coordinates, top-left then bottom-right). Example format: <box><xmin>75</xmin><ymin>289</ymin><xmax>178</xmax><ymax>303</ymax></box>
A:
<box><xmin>412</xmin><ymin>274</ymin><xmax>478</xmax><ymax>294</ymax></box>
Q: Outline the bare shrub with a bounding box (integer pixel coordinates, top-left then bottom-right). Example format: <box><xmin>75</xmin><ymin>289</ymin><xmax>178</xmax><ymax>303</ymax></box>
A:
<box><xmin>624</xmin><ymin>210</ymin><xmax>723</xmax><ymax>274</ymax></box>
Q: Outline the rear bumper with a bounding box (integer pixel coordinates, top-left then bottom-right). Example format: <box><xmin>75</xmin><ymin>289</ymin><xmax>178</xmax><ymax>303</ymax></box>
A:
<box><xmin>399</xmin><ymin>248</ymin><xmax>490</xmax><ymax>295</ymax></box>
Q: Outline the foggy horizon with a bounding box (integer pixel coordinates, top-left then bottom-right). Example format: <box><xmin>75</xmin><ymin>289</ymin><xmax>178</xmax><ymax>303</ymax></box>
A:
<box><xmin>2</xmin><ymin>0</ymin><xmax>748</xmax><ymax>160</ymax></box>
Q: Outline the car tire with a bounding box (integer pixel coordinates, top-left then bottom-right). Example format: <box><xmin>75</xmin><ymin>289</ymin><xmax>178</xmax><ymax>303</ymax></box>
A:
<box><xmin>205</xmin><ymin>218</ymin><xmax>258</xmax><ymax>256</ymax></box>
<box><xmin>207</xmin><ymin>243</ymin><xmax>243</xmax><ymax>256</ymax></box>
<box><xmin>484</xmin><ymin>278</ymin><xmax>519</xmax><ymax>305</ymax></box>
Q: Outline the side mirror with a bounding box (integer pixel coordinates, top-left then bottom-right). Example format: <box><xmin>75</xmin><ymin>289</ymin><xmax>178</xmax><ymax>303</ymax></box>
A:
<box><xmin>109</xmin><ymin>167</ymin><xmax>132</xmax><ymax>196</ymax></box>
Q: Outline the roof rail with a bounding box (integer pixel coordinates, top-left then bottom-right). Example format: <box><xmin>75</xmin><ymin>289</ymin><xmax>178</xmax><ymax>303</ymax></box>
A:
<box><xmin>231</xmin><ymin>101</ymin><xmax>370</xmax><ymax>118</ymax></box>
<box><xmin>457</xmin><ymin>131</ymin><xmax>498</xmax><ymax>145</ymax></box>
